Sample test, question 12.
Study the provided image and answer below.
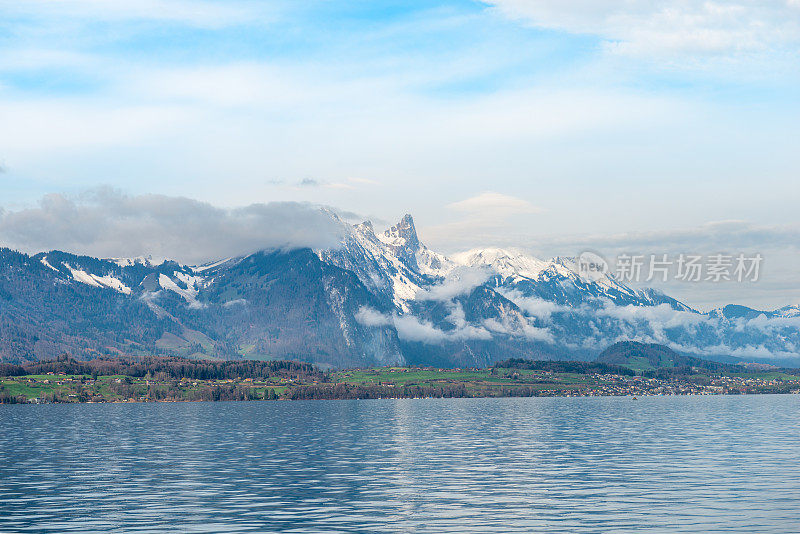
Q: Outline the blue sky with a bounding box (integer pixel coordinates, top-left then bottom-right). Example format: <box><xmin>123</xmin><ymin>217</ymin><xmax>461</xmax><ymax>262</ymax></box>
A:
<box><xmin>1</xmin><ymin>0</ymin><xmax>799</xmax><ymax>309</ymax></box>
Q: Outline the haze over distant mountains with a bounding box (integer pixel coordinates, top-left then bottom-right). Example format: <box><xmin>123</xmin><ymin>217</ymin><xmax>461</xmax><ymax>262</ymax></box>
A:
<box><xmin>1</xmin><ymin>212</ymin><xmax>798</xmax><ymax>367</ymax></box>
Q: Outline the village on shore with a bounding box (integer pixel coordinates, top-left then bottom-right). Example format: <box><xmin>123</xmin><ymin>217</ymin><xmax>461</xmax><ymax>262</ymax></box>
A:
<box><xmin>3</xmin><ymin>362</ymin><xmax>799</xmax><ymax>404</ymax></box>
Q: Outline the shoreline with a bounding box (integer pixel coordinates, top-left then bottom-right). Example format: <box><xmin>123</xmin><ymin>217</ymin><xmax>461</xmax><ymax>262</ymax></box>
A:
<box><xmin>4</xmin><ymin>362</ymin><xmax>799</xmax><ymax>405</ymax></box>
<box><xmin>4</xmin><ymin>387</ymin><xmax>799</xmax><ymax>405</ymax></box>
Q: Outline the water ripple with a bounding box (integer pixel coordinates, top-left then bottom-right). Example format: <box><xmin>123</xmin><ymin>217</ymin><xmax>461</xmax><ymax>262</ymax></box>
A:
<box><xmin>1</xmin><ymin>395</ymin><xmax>799</xmax><ymax>532</ymax></box>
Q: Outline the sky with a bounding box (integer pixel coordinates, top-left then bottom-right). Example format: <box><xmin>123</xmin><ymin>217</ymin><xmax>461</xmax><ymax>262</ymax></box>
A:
<box><xmin>0</xmin><ymin>0</ymin><xmax>798</xmax><ymax>310</ymax></box>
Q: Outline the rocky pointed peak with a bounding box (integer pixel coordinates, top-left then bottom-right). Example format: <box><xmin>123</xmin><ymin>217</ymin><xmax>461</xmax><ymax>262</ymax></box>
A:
<box><xmin>382</xmin><ymin>213</ymin><xmax>419</xmax><ymax>250</ymax></box>
<box><xmin>355</xmin><ymin>220</ymin><xmax>374</xmax><ymax>235</ymax></box>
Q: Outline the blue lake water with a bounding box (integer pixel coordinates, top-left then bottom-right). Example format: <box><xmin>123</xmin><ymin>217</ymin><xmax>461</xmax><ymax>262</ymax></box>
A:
<box><xmin>1</xmin><ymin>395</ymin><xmax>800</xmax><ymax>533</ymax></box>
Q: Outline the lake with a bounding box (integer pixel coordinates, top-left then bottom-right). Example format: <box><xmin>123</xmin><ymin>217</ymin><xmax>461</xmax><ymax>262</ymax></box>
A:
<box><xmin>1</xmin><ymin>395</ymin><xmax>799</xmax><ymax>533</ymax></box>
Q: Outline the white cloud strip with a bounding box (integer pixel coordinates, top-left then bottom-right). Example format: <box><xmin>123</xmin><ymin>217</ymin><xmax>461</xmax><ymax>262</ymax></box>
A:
<box><xmin>484</xmin><ymin>0</ymin><xmax>800</xmax><ymax>61</ymax></box>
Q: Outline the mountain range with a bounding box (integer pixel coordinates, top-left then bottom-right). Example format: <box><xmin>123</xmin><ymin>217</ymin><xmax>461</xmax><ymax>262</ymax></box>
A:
<box><xmin>1</xmin><ymin>212</ymin><xmax>798</xmax><ymax>367</ymax></box>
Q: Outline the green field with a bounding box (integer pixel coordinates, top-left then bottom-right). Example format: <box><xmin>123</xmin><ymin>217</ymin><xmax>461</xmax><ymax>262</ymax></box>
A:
<box><xmin>3</xmin><ymin>365</ymin><xmax>800</xmax><ymax>404</ymax></box>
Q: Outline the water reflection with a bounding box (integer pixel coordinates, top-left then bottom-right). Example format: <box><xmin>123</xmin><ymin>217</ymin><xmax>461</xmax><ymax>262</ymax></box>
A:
<box><xmin>1</xmin><ymin>396</ymin><xmax>799</xmax><ymax>532</ymax></box>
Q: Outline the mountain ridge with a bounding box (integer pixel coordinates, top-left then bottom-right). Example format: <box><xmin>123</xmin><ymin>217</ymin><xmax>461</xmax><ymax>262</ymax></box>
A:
<box><xmin>0</xmin><ymin>212</ymin><xmax>798</xmax><ymax>367</ymax></box>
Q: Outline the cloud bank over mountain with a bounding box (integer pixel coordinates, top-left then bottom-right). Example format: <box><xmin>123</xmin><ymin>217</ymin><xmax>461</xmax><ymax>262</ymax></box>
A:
<box><xmin>0</xmin><ymin>189</ymin><xmax>343</xmax><ymax>264</ymax></box>
<box><xmin>2</xmin><ymin>190</ymin><xmax>799</xmax><ymax>309</ymax></box>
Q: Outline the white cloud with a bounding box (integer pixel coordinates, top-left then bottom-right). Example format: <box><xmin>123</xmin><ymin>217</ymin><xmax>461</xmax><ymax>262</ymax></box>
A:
<box><xmin>743</xmin><ymin>314</ymin><xmax>800</xmax><ymax>332</ymax></box>
<box><xmin>484</xmin><ymin>0</ymin><xmax>800</xmax><ymax>62</ymax></box>
<box><xmin>415</xmin><ymin>266</ymin><xmax>490</xmax><ymax>301</ymax></box>
<box><xmin>354</xmin><ymin>301</ymin><xmax>555</xmax><ymax>344</ymax></box>
<box><xmin>536</xmin><ymin>220</ymin><xmax>800</xmax><ymax>252</ymax></box>
<box><xmin>483</xmin><ymin>317</ymin><xmax>553</xmax><ymax>342</ymax></box>
<box><xmin>580</xmin><ymin>300</ymin><xmax>800</xmax><ymax>360</ymax></box>
<box><xmin>354</xmin><ymin>306</ymin><xmax>393</xmax><ymax>327</ymax></box>
<box><xmin>0</xmin><ymin>189</ymin><xmax>344</xmax><ymax>264</ymax></box>
<box><xmin>392</xmin><ymin>314</ymin><xmax>451</xmax><ymax>343</ymax></box>
<box><xmin>354</xmin><ymin>306</ymin><xmax>496</xmax><ymax>344</ymax></box>
<box><xmin>598</xmin><ymin>302</ymin><xmax>708</xmax><ymax>333</ymax></box>
<box><xmin>498</xmin><ymin>290</ymin><xmax>568</xmax><ymax>322</ymax></box>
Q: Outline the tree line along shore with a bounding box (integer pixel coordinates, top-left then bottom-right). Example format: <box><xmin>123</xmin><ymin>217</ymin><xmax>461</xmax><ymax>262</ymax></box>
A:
<box><xmin>2</xmin><ymin>354</ymin><xmax>799</xmax><ymax>404</ymax></box>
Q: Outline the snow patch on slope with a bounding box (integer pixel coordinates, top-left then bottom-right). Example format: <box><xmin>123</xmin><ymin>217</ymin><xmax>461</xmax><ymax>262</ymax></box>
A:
<box><xmin>110</xmin><ymin>256</ymin><xmax>153</xmax><ymax>268</ymax></box>
<box><xmin>63</xmin><ymin>263</ymin><xmax>132</xmax><ymax>294</ymax></box>
<box><xmin>40</xmin><ymin>256</ymin><xmax>59</xmax><ymax>272</ymax></box>
<box><xmin>92</xmin><ymin>274</ymin><xmax>132</xmax><ymax>294</ymax></box>
<box><xmin>158</xmin><ymin>273</ymin><xmax>201</xmax><ymax>305</ymax></box>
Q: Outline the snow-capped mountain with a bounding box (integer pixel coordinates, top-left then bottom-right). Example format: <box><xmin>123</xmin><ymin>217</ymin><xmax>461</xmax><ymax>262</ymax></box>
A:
<box><xmin>316</xmin><ymin>214</ymin><xmax>446</xmax><ymax>311</ymax></box>
<box><xmin>777</xmin><ymin>305</ymin><xmax>800</xmax><ymax>318</ymax></box>
<box><xmin>451</xmin><ymin>248</ymin><xmax>693</xmax><ymax>311</ymax></box>
<box><xmin>1</xmin><ymin>212</ymin><xmax>798</xmax><ymax>367</ymax></box>
<box><xmin>34</xmin><ymin>251</ymin><xmax>203</xmax><ymax>305</ymax></box>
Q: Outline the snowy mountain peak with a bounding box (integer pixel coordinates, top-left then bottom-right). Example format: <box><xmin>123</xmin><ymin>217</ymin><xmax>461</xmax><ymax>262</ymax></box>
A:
<box><xmin>355</xmin><ymin>220</ymin><xmax>375</xmax><ymax>235</ymax></box>
<box><xmin>451</xmin><ymin>248</ymin><xmax>549</xmax><ymax>280</ymax></box>
<box><xmin>778</xmin><ymin>305</ymin><xmax>800</xmax><ymax>318</ymax></box>
<box><xmin>449</xmin><ymin>246</ymin><xmax>694</xmax><ymax>311</ymax></box>
<box><xmin>380</xmin><ymin>214</ymin><xmax>419</xmax><ymax>250</ymax></box>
